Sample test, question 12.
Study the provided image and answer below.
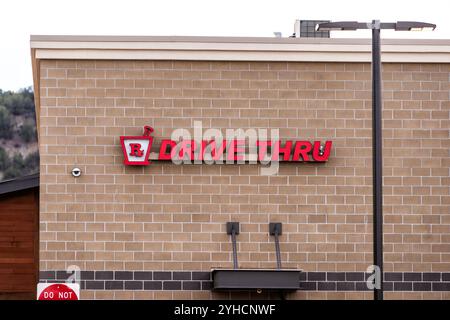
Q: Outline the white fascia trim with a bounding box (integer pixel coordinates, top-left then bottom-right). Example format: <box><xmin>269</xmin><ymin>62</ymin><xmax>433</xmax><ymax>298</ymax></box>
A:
<box><xmin>34</xmin><ymin>49</ymin><xmax>450</xmax><ymax>63</ymax></box>
<box><xmin>30</xmin><ymin>39</ymin><xmax>450</xmax><ymax>63</ymax></box>
<box><xmin>30</xmin><ymin>40</ymin><xmax>450</xmax><ymax>52</ymax></box>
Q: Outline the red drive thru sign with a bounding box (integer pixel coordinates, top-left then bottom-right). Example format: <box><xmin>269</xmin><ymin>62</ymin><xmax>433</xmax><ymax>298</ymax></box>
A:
<box><xmin>37</xmin><ymin>283</ymin><xmax>80</xmax><ymax>300</ymax></box>
<box><xmin>120</xmin><ymin>126</ymin><xmax>333</xmax><ymax>166</ymax></box>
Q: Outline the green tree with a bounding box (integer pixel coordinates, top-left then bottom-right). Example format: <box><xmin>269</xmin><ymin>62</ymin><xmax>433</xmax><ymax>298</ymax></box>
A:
<box><xmin>0</xmin><ymin>146</ymin><xmax>10</xmax><ymax>171</ymax></box>
<box><xmin>0</xmin><ymin>105</ymin><xmax>13</xmax><ymax>139</ymax></box>
<box><xmin>24</xmin><ymin>151</ymin><xmax>39</xmax><ymax>172</ymax></box>
<box><xmin>11</xmin><ymin>153</ymin><xmax>25</xmax><ymax>170</ymax></box>
<box><xmin>2</xmin><ymin>152</ymin><xmax>38</xmax><ymax>180</ymax></box>
<box><xmin>0</xmin><ymin>88</ymin><xmax>38</xmax><ymax>181</ymax></box>
<box><xmin>0</xmin><ymin>87</ymin><xmax>35</xmax><ymax>115</ymax></box>
<box><xmin>3</xmin><ymin>153</ymin><xmax>23</xmax><ymax>179</ymax></box>
<box><xmin>3</xmin><ymin>167</ymin><xmax>21</xmax><ymax>180</ymax></box>
<box><xmin>20</xmin><ymin>119</ymin><xmax>37</xmax><ymax>143</ymax></box>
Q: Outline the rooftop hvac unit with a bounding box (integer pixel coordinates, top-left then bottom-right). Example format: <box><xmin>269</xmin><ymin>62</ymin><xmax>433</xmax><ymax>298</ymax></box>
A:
<box><xmin>294</xmin><ymin>19</ymin><xmax>331</xmax><ymax>38</ymax></box>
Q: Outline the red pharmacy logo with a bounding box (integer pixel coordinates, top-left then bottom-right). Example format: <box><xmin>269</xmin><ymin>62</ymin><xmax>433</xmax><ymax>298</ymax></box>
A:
<box><xmin>120</xmin><ymin>126</ymin><xmax>154</xmax><ymax>165</ymax></box>
<box><xmin>37</xmin><ymin>283</ymin><xmax>79</xmax><ymax>300</ymax></box>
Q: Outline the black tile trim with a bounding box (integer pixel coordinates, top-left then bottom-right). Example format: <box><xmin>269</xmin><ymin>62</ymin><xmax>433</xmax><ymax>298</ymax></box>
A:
<box><xmin>385</xmin><ymin>272</ymin><xmax>403</xmax><ymax>281</ymax></box>
<box><xmin>192</xmin><ymin>272</ymin><xmax>211</xmax><ymax>280</ymax></box>
<box><xmin>336</xmin><ymin>282</ymin><xmax>355</xmax><ymax>291</ymax></box>
<box><xmin>355</xmin><ymin>282</ymin><xmax>369</xmax><ymax>291</ymax></box>
<box><xmin>39</xmin><ymin>271</ymin><xmax>55</xmax><ymax>280</ymax></box>
<box><xmin>80</xmin><ymin>271</ymin><xmax>95</xmax><ymax>280</ymax></box>
<box><xmin>307</xmin><ymin>272</ymin><xmax>326</xmax><ymax>281</ymax></box>
<box><xmin>384</xmin><ymin>282</ymin><xmax>394</xmax><ymax>292</ymax></box>
<box><xmin>154</xmin><ymin>272</ymin><xmax>171</xmax><ymax>280</ymax></box>
<box><xmin>317</xmin><ymin>282</ymin><xmax>336</xmax><ymax>291</ymax></box>
<box><xmin>134</xmin><ymin>271</ymin><xmax>153</xmax><ymax>280</ymax></box>
<box><xmin>346</xmin><ymin>272</ymin><xmax>365</xmax><ymax>281</ymax></box>
<box><xmin>433</xmin><ymin>283</ymin><xmax>450</xmax><ymax>291</ymax></box>
<box><xmin>105</xmin><ymin>281</ymin><xmax>124</xmax><ymax>290</ymax></box>
<box><xmin>39</xmin><ymin>271</ymin><xmax>450</xmax><ymax>292</ymax></box>
<box><xmin>299</xmin><ymin>281</ymin><xmax>317</xmax><ymax>291</ymax></box>
<box><xmin>413</xmin><ymin>282</ymin><xmax>432</xmax><ymax>292</ymax></box>
<box><xmin>404</xmin><ymin>272</ymin><xmax>422</xmax><ymax>281</ymax></box>
<box><xmin>115</xmin><ymin>271</ymin><xmax>133</xmax><ymax>280</ymax></box>
<box><xmin>163</xmin><ymin>281</ymin><xmax>182</xmax><ymax>290</ymax></box>
<box><xmin>85</xmin><ymin>281</ymin><xmax>104</xmax><ymax>290</ymax></box>
<box><xmin>95</xmin><ymin>271</ymin><xmax>113</xmax><ymax>280</ymax></box>
<box><xmin>124</xmin><ymin>281</ymin><xmax>143</xmax><ymax>290</ymax></box>
<box><xmin>173</xmin><ymin>272</ymin><xmax>191</xmax><ymax>280</ymax></box>
<box><xmin>423</xmin><ymin>272</ymin><xmax>441</xmax><ymax>281</ymax></box>
<box><xmin>201</xmin><ymin>281</ymin><xmax>213</xmax><ymax>290</ymax></box>
<box><xmin>183</xmin><ymin>281</ymin><xmax>201</xmax><ymax>290</ymax></box>
<box><xmin>394</xmin><ymin>282</ymin><xmax>413</xmax><ymax>291</ymax></box>
<box><xmin>144</xmin><ymin>281</ymin><xmax>162</xmax><ymax>290</ymax></box>
<box><xmin>327</xmin><ymin>272</ymin><xmax>345</xmax><ymax>281</ymax></box>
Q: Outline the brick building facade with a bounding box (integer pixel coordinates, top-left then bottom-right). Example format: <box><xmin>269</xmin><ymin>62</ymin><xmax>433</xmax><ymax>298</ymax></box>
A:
<box><xmin>31</xmin><ymin>36</ymin><xmax>450</xmax><ymax>299</ymax></box>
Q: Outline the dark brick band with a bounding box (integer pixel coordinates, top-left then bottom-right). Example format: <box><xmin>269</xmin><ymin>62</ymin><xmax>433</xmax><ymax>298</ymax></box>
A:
<box><xmin>39</xmin><ymin>271</ymin><xmax>450</xmax><ymax>292</ymax></box>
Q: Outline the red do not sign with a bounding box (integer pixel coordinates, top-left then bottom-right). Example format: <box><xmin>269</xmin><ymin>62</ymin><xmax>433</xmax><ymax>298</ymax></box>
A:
<box><xmin>37</xmin><ymin>283</ymin><xmax>79</xmax><ymax>300</ymax></box>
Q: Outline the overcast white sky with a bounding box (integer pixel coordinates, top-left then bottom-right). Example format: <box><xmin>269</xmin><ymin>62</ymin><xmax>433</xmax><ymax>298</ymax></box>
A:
<box><xmin>0</xmin><ymin>0</ymin><xmax>449</xmax><ymax>91</ymax></box>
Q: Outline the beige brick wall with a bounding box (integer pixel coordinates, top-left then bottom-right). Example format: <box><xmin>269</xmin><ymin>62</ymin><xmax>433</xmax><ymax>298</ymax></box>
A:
<box><xmin>38</xmin><ymin>60</ymin><xmax>449</xmax><ymax>299</ymax></box>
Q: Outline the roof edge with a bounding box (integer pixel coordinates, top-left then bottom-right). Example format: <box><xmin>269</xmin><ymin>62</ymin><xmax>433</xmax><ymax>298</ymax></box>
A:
<box><xmin>29</xmin><ymin>35</ymin><xmax>450</xmax><ymax>46</ymax></box>
<box><xmin>0</xmin><ymin>173</ymin><xmax>39</xmax><ymax>195</ymax></box>
<box><xmin>30</xmin><ymin>35</ymin><xmax>450</xmax><ymax>62</ymax></box>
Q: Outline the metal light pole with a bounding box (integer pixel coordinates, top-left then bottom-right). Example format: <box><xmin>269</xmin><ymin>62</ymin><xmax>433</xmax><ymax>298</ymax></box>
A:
<box><xmin>371</xmin><ymin>20</ymin><xmax>384</xmax><ymax>301</ymax></box>
<box><xmin>316</xmin><ymin>20</ymin><xmax>436</xmax><ymax>300</ymax></box>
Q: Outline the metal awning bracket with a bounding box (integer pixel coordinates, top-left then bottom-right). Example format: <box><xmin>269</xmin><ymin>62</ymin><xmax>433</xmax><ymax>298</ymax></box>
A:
<box><xmin>226</xmin><ymin>222</ymin><xmax>239</xmax><ymax>270</ymax></box>
<box><xmin>269</xmin><ymin>222</ymin><xmax>282</xmax><ymax>269</ymax></box>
